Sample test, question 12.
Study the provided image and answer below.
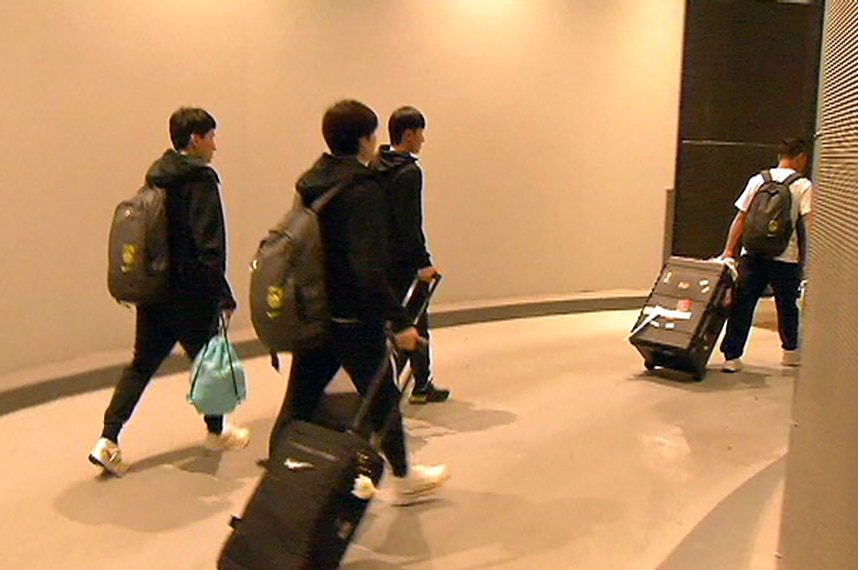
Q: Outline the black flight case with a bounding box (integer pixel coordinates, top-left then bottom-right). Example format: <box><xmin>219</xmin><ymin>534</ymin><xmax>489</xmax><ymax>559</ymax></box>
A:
<box><xmin>628</xmin><ymin>256</ymin><xmax>734</xmax><ymax>381</ymax></box>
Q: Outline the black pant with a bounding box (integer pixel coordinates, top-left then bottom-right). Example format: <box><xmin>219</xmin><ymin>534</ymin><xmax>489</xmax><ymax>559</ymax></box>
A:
<box><xmin>390</xmin><ymin>272</ymin><xmax>432</xmax><ymax>390</ymax></box>
<box><xmin>720</xmin><ymin>255</ymin><xmax>802</xmax><ymax>360</ymax></box>
<box><xmin>269</xmin><ymin>321</ymin><xmax>409</xmax><ymax>477</ymax></box>
<box><xmin>102</xmin><ymin>299</ymin><xmax>223</xmax><ymax>443</ymax></box>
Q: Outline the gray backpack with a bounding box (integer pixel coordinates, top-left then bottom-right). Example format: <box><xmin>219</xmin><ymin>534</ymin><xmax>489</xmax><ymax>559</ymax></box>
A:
<box><xmin>107</xmin><ymin>185</ymin><xmax>170</xmax><ymax>304</ymax></box>
<box><xmin>249</xmin><ymin>183</ymin><xmax>344</xmax><ymax>353</ymax></box>
<box><xmin>742</xmin><ymin>170</ymin><xmax>802</xmax><ymax>258</ymax></box>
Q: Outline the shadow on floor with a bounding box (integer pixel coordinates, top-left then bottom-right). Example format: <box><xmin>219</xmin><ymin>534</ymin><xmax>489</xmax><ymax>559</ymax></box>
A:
<box><xmin>54</xmin><ymin>461</ymin><xmax>244</xmax><ymax>533</ymax></box>
<box><xmin>402</xmin><ymin>399</ymin><xmax>517</xmax><ymax>434</ymax></box>
<box><xmin>54</xmin><ymin>418</ymin><xmax>272</xmax><ymax>533</ymax></box>
<box><xmin>400</xmin><ymin>399</ymin><xmax>517</xmax><ymax>454</ymax></box>
<box><xmin>345</xmin><ymin>490</ymin><xmax>624</xmax><ymax>568</ymax></box>
<box><xmin>629</xmin><ymin>366</ymin><xmax>784</xmax><ymax>393</ymax></box>
<box><xmin>310</xmin><ymin>393</ymin><xmax>518</xmax><ymax>455</ymax></box>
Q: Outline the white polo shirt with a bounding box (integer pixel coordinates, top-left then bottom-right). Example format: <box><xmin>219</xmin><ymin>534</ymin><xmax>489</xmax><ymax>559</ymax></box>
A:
<box><xmin>735</xmin><ymin>168</ymin><xmax>813</xmax><ymax>263</ymax></box>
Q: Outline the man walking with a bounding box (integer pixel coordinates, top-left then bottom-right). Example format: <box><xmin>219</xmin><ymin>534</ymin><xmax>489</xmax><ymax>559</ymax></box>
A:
<box><xmin>720</xmin><ymin>138</ymin><xmax>813</xmax><ymax>372</ymax></box>
<box><xmin>89</xmin><ymin>107</ymin><xmax>249</xmax><ymax>476</ymax></box>
<box><xmin>269</xmin><ymin>100</ymin><xmax>449</xmax><ymax>505</ymax></box>
<box><xmin>371</xmin><ymin>106</ymin><xmax>449</xmax><ymax>404</ymax></box>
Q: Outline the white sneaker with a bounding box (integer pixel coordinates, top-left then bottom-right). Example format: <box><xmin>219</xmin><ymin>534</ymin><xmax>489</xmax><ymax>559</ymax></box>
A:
<box><xmin>390</xmin><ymin>464</ymin><xmax>450</xmax><ymax>506</ymax></box>
<box><xmin>88</xmin><ymin>437</ymin><xmax>129</xmax><ymax>477</ymax></box>
<box><xmin>782</xmin><ymin>349</ymin><xmax>801</xmax><ymax>367</ymax></box>
<box><xmin>722</xmin><ymin>358</ymin><xmax>744</xmax><ymax>373</ymax></box>
<box><xmin>204</xmin><ymin>424</ymin><xmax>250</xmax><ymax>452</ymax></box>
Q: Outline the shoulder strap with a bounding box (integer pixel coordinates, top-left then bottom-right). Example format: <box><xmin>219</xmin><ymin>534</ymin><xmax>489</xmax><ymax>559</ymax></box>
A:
<box><xmin>761</xmin><ymin>170</ymin><xmax>773</xmax><ymax>183</ymax></box>
<box><xmin>309</xmin><ymin>181</ymin><xmax>349</xmax><ymax>213</ymax></box>
<box><xmin>782</xmin><ymin>172</ymin><xmax>804</xmax><ymax>187</ymax></box>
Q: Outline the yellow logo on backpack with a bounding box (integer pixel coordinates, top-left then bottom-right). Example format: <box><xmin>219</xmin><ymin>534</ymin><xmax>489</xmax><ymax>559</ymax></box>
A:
<box><xmin>121</xmin><ymin>244</ymin><xmax>137</xmax><ymax>272</ymax></box>
<box><xmin>266</xmin><ymin>286</ymin><xmax>284</xmax><ymax>319</ymax></box>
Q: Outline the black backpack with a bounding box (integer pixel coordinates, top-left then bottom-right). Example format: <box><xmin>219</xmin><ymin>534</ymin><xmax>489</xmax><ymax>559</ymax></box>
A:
<box><xmin>107</xmin><ymin>185</ymin><xmax>170</xmax><ymax>304</ymax></box>
<box><xmin>249</xmin><ymin>183</ymin><xmax>344</xmax><ymax>353</ymax></box>
<box><xmin>742</xmin><ymin>170</ymin><xmax>803</xmax><ymax>257</ymax></box>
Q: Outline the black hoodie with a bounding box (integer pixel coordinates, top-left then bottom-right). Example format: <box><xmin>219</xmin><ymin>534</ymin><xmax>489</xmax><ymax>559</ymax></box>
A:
<box><xmin>370</xmin><ymin>145</ymin><xmax>432</xmax><ymax>274</ymax></box>
<box><xmin>145</xmin><ymin>149</ymin><xmax>236</xmax><ymax>310</ymax></box>
<box><xmin>296</xmin><ymin>153</ymin><xmax>408</xmax><ymax>331</ymax></box>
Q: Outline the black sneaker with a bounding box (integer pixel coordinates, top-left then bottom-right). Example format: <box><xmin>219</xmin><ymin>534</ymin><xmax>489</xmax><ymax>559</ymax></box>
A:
<box><xmin>408</xmin><ymin>383</ymin><xmax>451</xmax><ymax>405</ymax></box>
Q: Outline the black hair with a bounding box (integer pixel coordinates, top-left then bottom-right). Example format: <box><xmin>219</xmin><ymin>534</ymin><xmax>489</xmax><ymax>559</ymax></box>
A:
<box><xmin>322</xmin><ymin>100</ymin><xmax>378</xmax><ymax>156</ymax></box>
<box><xmin>169</xmin><ymin>107</ymin><xmax>217</xmax><ymax>151</ymax></box>
<box><xmin>388</xmin><ymin>106</ymin><xmax>426</xmax><ymax>145</ymax></box>
<box><xmin>778</xmin><ymin>137</ymin><xmax>807</xmax><ymax>159</ymax></box>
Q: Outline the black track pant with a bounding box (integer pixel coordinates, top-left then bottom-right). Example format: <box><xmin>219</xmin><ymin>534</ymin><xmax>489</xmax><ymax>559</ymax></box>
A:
<box><xmin>390</xmin><ymin>272</ymin><xmax>432</xmax><ymax>390</ymax></box>
<box><xmin>102</xmin><ymin>299</ymin><xmax>223</xmax><ymax>443</ymax></box>
<box><xmin>720</xmin><ymin>255</ymin><xmax>802</xmax><ymax>361</ymax></box>
<box><xmin>269</xmin><ymin>321</ymin><xmax>409</xmax><ymax>477</ymax></box>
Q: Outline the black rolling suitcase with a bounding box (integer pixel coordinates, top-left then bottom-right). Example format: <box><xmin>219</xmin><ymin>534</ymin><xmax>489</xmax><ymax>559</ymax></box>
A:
<box><xmin>628</xmin><ymin>256</ymin><xmax>734</xmax><ymax>381</ymax></box>
<box><xmin>217</xmin><ymin>417</ymin><xmax>385</xmax><ymax>570</ymax></box>
<box><xmin>217</xmin><ymin>276</ymin><xmax>440</xmax><ymax>570</ymax></box>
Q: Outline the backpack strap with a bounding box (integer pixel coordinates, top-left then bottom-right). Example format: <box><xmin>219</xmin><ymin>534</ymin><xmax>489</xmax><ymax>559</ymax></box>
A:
<box><xmin>758</xmin><ymin>169</ymin><xmax>805</xmax><ymax>193</ymax></box>
<box><xmin>782</xmin><ymin>171</ymin><xmax>804</xmax><ymax>187</ymax></box>
<box><xmin>309</xmin><ymin>181</ymin><xmax>349</xmax><ymax>213</ymax></box>
<box><xmin>761</xmin><ymin>169</ymin><xmax>804</xmax><ymax>187</ymax></box>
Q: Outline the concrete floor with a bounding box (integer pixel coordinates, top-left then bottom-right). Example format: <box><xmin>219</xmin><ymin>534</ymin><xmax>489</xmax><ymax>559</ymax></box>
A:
<box><xmin>0</xmin><ymin>306</ymin><xmax>795</xmax><ymax>569</ymax></box>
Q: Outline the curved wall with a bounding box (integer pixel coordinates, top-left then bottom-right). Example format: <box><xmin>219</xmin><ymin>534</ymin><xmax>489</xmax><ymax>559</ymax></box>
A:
<box><xmin>0</xmin><ymin>0</ymin><xmax>684</xmax><ymax>379</ymax></box>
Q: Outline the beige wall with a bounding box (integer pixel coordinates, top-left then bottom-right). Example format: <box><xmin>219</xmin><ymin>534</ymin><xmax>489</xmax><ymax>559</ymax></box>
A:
<box><xmin>0</xmin><ymin>0</ymin><xmax>685</xmax><ymax>378</ymax></box>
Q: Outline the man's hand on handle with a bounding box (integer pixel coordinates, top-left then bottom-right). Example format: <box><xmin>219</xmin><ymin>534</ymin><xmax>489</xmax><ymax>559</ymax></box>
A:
<box><xmin>393</xmin><ymin>326</ymin><xmax>426</xmax><ymax>352</ymax></box>
<box><xmin>417</xmin><ymin>266</ymin><xmax>438</xmax><ymax>282</ymax></box>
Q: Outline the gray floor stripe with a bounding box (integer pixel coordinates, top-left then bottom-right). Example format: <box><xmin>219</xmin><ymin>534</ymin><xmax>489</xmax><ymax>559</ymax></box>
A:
<box><xmin>655</xmin><ymin>456</ymin><xmax>786</xmax><ymax>570</ymax></box>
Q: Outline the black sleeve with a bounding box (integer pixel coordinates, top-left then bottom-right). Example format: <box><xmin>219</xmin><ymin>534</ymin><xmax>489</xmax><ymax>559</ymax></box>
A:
<box><xmin>392</xmin><ymin>167</ymin><xmax>432</xmax><ymax>269</ymax></box>
<box><xmin>347</xmin><ymin>179</ymin><xmax>410</xmax><ymax>331</ymax></box>
<box><xmin>187</xmin><ymin>173</ymin><xmax>237</xmax><ymax>310</ymax></box>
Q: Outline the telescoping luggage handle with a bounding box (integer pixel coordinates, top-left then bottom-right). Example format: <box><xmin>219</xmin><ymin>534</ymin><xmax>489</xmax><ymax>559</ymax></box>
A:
<box><xmin>350</xmin><ymin>273</ymin><xmax>442</xmax><ymax>437</ymax></box>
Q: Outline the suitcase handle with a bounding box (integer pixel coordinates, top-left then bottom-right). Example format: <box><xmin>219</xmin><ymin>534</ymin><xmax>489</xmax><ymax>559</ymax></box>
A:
<box><xmin>350</xmin><ymin>273</ymin><xmax>441</xmax><ymax>436</ymax></box>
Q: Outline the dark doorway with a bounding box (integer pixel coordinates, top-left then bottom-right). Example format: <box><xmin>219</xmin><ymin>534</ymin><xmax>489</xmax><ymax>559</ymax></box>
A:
<box><xmin>671</xmin><ymin>0</ymin><xmax>824</xmax><ymax>259</ymax></box>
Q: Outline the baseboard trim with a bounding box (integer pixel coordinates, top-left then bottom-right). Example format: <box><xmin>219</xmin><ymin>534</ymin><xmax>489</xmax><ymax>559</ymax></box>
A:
<box><xmin>0</xmin><ymin>294</ymin><xmax>646</xmax><ymax>417</ymax></box>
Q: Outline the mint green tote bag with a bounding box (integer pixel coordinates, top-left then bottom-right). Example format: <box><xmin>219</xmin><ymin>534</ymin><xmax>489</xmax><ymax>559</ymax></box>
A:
<box><xmin>188</xmin><ymin>323</ymin><xmax>247</xmax><ymax>415</ymax></box>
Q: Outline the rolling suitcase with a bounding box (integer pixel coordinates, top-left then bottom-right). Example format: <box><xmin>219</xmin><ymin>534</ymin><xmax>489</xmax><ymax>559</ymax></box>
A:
<box><xmin>217</xmin><ymin>276</ymin><xmax>440</xmax><ymax>570</ymax></box>
<box><xmin>628</xmin><ymin>256</ymin><xmax>733</xmax><ymax>381</ymax></box>
<box><xmin>217</xmin><ymin>417</ymin><xmax>385</xmax><ymax>570</ymax></box>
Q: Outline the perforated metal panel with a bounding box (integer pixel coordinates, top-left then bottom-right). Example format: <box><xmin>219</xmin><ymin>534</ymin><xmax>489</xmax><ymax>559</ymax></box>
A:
<box><xmin>803</xmin><ymin>0</ymin><xmax>858</xmax><ymax>373</ymax></box>
<box><xmin>780</xmin><ymin>2</ymin><xmax>858</xmax><ymax>568</ymax></box>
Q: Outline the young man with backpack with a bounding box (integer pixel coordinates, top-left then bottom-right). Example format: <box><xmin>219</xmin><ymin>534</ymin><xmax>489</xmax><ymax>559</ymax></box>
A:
<box><xmin>268</xmin><ymin>99</ymin><xmax>449</xmax><ymax>505</ymax></box>
<box><xmin>370</xmin><ymin>106</ymin><xmax>450</xmax><ymax>404</ymax></box>
<box><xmin>719</xmin><ymin>138</ymin><xmax>813</xmax><ymax>373</ymax></box>
<box><xmin>90</xmin><ymin>107</ymin><xmax>249</xmax><ymax>476</ymax></box>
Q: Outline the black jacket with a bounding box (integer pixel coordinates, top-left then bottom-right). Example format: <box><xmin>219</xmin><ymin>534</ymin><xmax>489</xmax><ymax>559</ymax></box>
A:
<box><xmin>296</xmin><ymin>154</ymin><xmax>409</xmax><ymax>331</ymax></box>
<box><xmin>145</xmin><ymin>150</ymin><xmax>236</xmax><ymax>310</ymax></box>
<box><xmin>370</xmin><ymin>146</ymin><xmax>432</xmax><ymax>274</ymax></box>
